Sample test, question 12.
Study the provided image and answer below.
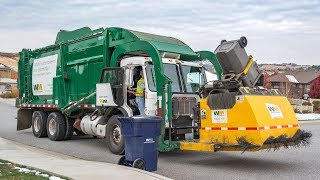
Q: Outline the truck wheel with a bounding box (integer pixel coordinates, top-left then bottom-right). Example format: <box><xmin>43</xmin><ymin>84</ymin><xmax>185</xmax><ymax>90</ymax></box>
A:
<box><xmin>47</xmin><ymin>112</ymin><xmax>66</xmax><ymax>141</ymax></box>
<box><xmin>32</xmin><ymin>111</ymin><xmax>48</xmax><ymax>138</ymax></box>
<box><xmin>64</xmin><ymin>117</ymin><xmax>75</xmax><ymax>140</ymax></box>
<box><xmin>106</xmin><ymin>115</ymin><xmax>125</xmax><ymax>155</ymax></box>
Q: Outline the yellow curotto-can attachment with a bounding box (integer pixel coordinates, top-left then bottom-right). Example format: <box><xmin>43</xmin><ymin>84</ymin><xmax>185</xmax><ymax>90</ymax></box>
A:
<box><xmin>197</xmin><ymin>88</ymin><xmax>311</xmax><ymax>152</ymax></box>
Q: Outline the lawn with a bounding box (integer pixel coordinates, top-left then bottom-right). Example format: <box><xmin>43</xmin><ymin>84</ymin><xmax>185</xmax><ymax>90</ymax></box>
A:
<box><xmin>0</xmin><ymin>159</ymin><xmax>64</xmax><ymax>180</ymax></box>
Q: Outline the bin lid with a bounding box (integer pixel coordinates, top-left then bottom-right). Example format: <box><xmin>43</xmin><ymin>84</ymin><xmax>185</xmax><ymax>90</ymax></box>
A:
<box><xmin>118</xmin><ymin>116</ymin><xmax>162</xmax><ymax>123</ymax></box>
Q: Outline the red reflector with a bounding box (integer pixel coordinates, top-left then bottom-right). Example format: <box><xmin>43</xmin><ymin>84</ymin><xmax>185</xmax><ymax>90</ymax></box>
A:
<box><xmin>18</xmin><ymin>91</ymin><xmax>22</xmax><ymax>99</ymax></box>
<box><xmin>157</xmin><ymin>108</ymin><xmax>162</xmax><ymax>116</ymax></box>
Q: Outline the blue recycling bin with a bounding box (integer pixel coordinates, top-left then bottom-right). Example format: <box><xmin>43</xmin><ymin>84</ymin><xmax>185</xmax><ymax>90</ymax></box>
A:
<box><xmin>117</xmin><ymin>116</ymin><xmax>162</xmax><ymax>172</ymax></box>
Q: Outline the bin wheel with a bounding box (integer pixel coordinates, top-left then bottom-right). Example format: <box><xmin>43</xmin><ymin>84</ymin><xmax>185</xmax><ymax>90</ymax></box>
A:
<box><xmin>32</xmin><ymin>111</ymin><xmax>48</xmax><ymax>138</ymax></box>
<box><xmin>132</xmin><ymin>158</ymin><xmax>146</xmax><ymax>170</ymax></box>
<box><xmin>118</xmin><ymin>156</ymin><xmax>126</xmax><ymax>165</ymax></box>
<box><xmin>239</xmin><ymin>36</ymin><xmax>247</xmax><ymax>48</ymax></box>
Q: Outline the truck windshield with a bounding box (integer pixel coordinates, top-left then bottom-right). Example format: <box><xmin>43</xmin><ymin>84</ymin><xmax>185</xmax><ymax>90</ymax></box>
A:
<box><xmin>181</xmin><ymin>65</ymin><xmax>205</xmax><ymax>93</ymax></box>
<box><xmin>146</xmin><ymin>63</ymin><xmax>182</xmax><ymax>92</ymax></box>
<box><xmin>163</xmin><ymin>64</ymin><xmax>181</xmax><ymax>92</ymax></box>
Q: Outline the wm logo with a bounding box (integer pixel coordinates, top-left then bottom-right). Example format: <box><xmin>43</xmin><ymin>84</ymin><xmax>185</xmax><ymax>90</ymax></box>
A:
<box><xmin>99</xmin><ymin>99</ymin><xmax>108</xmax><ymax>104</ymax></box>
<box><xmin>268</xmin><ymin>106</ymin><xmax>280</xmax><ymax>112</ymax></box>
<box><xmin>33</xmin><ymin>84</ymin><xmax>43</xmax><ymax>91</ymax></box>
<box><xmin>213</xmin><ymin>111</ymin><xmax>225</xmax><ymax>116</ymax></box>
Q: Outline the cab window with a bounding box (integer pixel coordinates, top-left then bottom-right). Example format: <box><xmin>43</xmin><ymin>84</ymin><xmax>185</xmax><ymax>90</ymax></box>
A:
<box><xmin>181</xmin><ymin>65</ymin><xmax>205</xmax><ymax>93</ymax></box>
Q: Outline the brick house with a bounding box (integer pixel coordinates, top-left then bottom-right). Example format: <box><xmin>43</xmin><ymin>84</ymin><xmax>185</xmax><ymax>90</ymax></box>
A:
<box><xmin>268</xmin><ymin>71</ymin><xmax>320</xmax><ymax>98</ymax></box>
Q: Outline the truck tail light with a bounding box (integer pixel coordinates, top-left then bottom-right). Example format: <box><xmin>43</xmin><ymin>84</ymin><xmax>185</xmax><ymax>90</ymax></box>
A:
<box><xmin>157</xmin><ymin>108</ymin><xmax>162</xmax><ymax>117</ymax></box>
<box><xmin>18</xmin><ymin>91</ymin><xmax>22</xmax><ymax>99</ymax></box>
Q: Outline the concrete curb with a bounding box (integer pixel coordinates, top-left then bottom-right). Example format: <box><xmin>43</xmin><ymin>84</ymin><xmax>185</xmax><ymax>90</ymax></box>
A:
<box><xmin>299</xmin><ymin>120</ymin><xmax>320</xmax><ymax>123</ymax></box>
<box><xmin>0</xmin><ymin>137</ymin><xmax>171</xmax><ymax>180</ymax></box>
<box><xmin>0</xmin><ymin>97</ymin><xmax>16</xmax><ymax>106</ymax></box>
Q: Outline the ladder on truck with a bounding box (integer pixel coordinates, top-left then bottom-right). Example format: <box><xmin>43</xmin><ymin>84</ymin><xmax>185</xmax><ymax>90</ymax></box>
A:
<box><xmin>22</xmin><ymin>50</ymin><xmax>31</xmax><ymax>102</ymax></box>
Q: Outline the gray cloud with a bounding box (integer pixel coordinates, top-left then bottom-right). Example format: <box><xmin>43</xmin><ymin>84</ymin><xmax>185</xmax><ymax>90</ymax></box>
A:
<box><xmin>0</xmin><ymin>0</ymin><xmax>319</xmax><ymax>64</ymax></box>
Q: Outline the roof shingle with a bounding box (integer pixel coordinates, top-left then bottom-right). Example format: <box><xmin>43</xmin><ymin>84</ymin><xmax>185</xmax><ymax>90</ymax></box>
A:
<box><xmin>268</xmin><ymin>71</ymin><xmax>320</xmax><ymax>84</ymax></box>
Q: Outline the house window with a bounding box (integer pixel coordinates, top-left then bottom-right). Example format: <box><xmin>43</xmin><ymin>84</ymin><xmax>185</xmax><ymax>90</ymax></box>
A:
<box><xmin>272</xmin><ymin>82</ymin><xmax>280</xmax><ymax>89</ymax></box>
<box><xmin>305</xmin><ymin>84</ymin><xmax>310</xmax><ymax>92</ymax></box>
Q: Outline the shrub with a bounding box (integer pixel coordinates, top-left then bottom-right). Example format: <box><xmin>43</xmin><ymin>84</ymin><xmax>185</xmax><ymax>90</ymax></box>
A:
<box><xmin>302</xmin><ymin>110</ymin><xmax>311</xmax><ymax>114</ymax></box>
<box><xmin>302</xmin><ymin>101</ymin><xmax>312</xmax><ymax>106</ymax></box>
<box><xmin>308</xmin><ymin>75</ymin><xmax>320</xmax><ymax>98</ymax></box>
<box><xmin>11</xmin><ymin>88</ymin><xmax>18</xmax><ymax>98</ymax></box>
<box><xmin>313</xmin><ymin>101</ymin><xmax>320</xmax><ymax>111</ymax></box>
<box><xmin>0</xmin><ymin>92</ymin><xmax>17</xmax><ymax>98</ymax></box>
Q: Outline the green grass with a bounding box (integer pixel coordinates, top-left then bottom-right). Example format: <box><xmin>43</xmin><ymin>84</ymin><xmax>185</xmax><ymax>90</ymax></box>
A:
<box><xmin>0</xmin><ymin>159</ymin><xmax>61</xmax><ymax>180</ymax></box>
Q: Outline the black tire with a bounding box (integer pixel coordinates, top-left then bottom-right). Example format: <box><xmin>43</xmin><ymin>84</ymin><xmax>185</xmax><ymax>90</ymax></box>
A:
<box><xmin>32</xmin><ymin>111</ymin><xmax>48</xmax><ymax>138</ymax></box>
<box><xmin>132</xmin><ymin>158</ymin><xmax>146</xmax><ymax>170</ymax></box>
<box><xmin>64</xmin><ymin>117</ymin><xmax>75</xmax><ymax>140</ymax></box>
<box><xmin>239</xmin><ymin>36</ymin><xmax>248</xmax><ymax>48</ymax></box>
<box><xmin>106</xmin><ymin>115</ymin><xmax>125</xmax><ymax>155</ymax></box>
<box><xmin>118</xmin><ymin>156</ymin><xmax>126</xmax><ymax>165</ymax></box>
<box><xmin>47</xmin><ymin>112</ymin><xmax>66</xmax><ymax>141</ymax></box>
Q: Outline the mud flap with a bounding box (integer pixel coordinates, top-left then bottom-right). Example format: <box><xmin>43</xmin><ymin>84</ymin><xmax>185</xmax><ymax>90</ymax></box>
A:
<box><xmin>17</xmin><ymin>109</ymin><xmax>33</xmax><ymax>130</ymax></box>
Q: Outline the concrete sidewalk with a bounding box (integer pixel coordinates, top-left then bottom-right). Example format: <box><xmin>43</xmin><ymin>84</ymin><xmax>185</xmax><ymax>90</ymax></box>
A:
<box><xmin>0</xmin><ymin>137</ymin><xmax>170</xmax><ymax>180</ymax></box>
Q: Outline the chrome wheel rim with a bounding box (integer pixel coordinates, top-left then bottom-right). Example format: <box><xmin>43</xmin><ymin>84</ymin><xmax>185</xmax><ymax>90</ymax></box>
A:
<box><xmin>34</xmin><ymin>117</ymin><xmax>41</xmax><ymax>132</ymax></box>
<box><xmin>48</xmin><ymin>118</ymin><xmax>57</xmax><ymax>136</ymax></box>
<box><xmin>112</xmin><ymin>125</ymin><xmax>121</xmax><ymax>144</ymax></box>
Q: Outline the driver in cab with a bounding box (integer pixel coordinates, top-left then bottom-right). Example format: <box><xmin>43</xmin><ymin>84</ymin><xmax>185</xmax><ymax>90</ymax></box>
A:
<box><xmin>128</xmin><ymin>71</ymin><xmax>145</xmax><ymax>115</ymax></box>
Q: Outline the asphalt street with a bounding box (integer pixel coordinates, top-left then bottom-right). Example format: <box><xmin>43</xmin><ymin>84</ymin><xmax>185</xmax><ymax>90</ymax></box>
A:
<box><xmin>0</xmin><ymin>101</ymin><xmax>319</xmax><ymax>180</ymax></box>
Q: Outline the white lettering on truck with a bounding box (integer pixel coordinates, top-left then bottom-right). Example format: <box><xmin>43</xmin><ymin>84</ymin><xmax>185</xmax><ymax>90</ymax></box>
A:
<box><xmin>32</xmin><ymin>54</ymin><xmax>58</xmax><ymax>96</ymax></box>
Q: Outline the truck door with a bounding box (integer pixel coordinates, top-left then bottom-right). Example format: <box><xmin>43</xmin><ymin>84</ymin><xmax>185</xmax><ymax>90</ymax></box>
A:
<box><xmin>97</xmin><ymin>67</ymin><xmax>124</xmax><ymax>106</ymax></box>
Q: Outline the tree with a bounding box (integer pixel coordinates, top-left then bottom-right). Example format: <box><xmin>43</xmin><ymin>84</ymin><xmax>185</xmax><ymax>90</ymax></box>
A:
<box><xmin>308</xmin><ymin>75</ymin><xmax>320</xmax><ymax>98</ymax></box>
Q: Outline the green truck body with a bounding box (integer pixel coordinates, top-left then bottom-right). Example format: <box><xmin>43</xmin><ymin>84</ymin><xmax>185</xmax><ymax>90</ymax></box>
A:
<box><xmin>17</xmin><ymin>26</ymin><xmax>223</xmax><ymax>153</ymax></box>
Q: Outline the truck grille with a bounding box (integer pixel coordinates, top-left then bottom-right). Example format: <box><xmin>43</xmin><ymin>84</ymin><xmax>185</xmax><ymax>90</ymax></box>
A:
<box><xmin>172</xmin><ymin>97</ymin><xmax>197</xmax><ymax>117</ymax></box>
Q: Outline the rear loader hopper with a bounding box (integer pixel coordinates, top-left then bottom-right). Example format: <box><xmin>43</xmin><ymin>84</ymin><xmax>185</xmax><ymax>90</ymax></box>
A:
<box><xmin>180</xmin><ymin>37</ymin><xmax>312</xmax><ymax>153</ymax></box>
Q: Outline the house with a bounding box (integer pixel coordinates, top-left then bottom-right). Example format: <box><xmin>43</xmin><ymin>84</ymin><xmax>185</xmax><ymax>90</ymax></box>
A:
<box><xmin>0</xmin><ymin>63</ymin><xmax>17</xmax><ymax>79</ymax></box>
<box><xmin>0</xmin><ymin>63</ymin><xmax>12</xmax><ymax>78</ymax></box>
<box><xmin>0</xmin><ymin>78</ymin><xmax>17</xmax><ymax>93</ymax></box>
<box><xmin>268</xmin><ymin>71</ymin><xmax>320</xmax><ymax>98</ymax></box>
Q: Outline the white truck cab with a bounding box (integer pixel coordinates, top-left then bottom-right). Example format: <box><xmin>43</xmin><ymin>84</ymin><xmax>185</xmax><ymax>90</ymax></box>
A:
<box><xmin>119</xmin><ymin>56</ymin><xmax>207</xmax><ymax>140</ymax></box>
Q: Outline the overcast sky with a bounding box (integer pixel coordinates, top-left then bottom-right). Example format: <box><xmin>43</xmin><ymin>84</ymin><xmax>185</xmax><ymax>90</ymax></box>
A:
<box><xmin>0</xmin><ymin>0</ymin><xmax>319</xmax><ymax>65</ymax></box>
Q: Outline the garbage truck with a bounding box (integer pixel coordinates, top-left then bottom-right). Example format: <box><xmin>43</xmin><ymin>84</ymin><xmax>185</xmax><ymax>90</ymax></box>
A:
<box><xmin>17</xmin><ymin>26</ymin><xmax>311</xmax><ymax>155</ymax></box>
